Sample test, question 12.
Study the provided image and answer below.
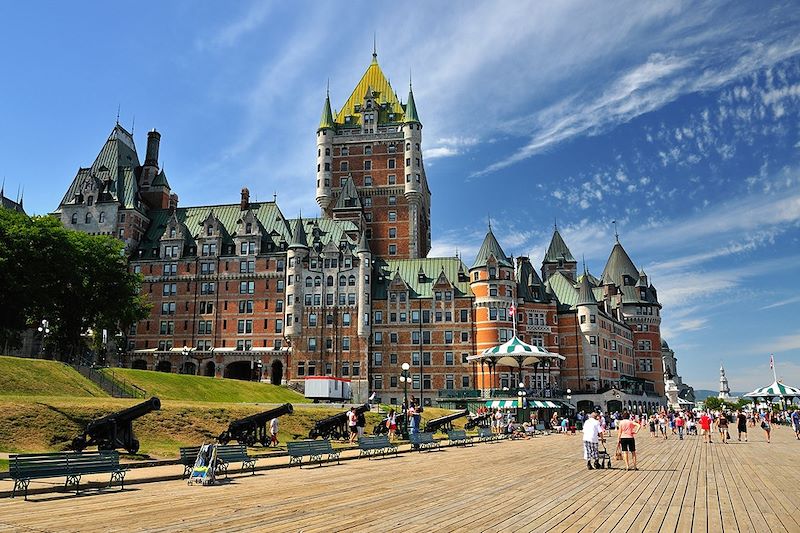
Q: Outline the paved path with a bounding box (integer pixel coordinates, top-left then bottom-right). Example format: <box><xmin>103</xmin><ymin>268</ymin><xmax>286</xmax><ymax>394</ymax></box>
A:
<box><xmin>2</xmin><ymin>427</ymin><xmax>799</xmax><ymax>532</ymax></box>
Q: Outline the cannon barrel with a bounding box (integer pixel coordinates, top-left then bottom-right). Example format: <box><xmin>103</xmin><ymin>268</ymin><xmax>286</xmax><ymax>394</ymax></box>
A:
<box><xmin>465</xmin><ymin>412</ymin><xmax>492</xmax><ymax>429</ymax></box>
<box><xmin>73</xmin><ymin>397</ymin><xmax>161</xmax><ymax>454</ymax></box>
<box><xmin>424</xmin><ymin>409</ymin><xmax>469</xmax><ymax>433</ymax></box>
<box><xmin>228</xmin><ymin>403</ymin><xmax>294</xmax><ymax>431</ymax></box>
<box><xmin>85</xmin><ymin>397</ymin><xmax>161</xmax><ymax>432</ymax></box>
<box><xmin>218</xmin><ymin>403</ymin><xmax>294</xmax><ymax>446</ymax></box>
<box><xmin>308</xmin><ymin>403</ymin><xmax>369</xmax><ymax>439</ymax></box>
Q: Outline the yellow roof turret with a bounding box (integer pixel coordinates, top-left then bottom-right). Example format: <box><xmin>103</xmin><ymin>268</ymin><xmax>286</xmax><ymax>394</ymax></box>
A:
<box><xmin>334</xmin><ymin>53</ymin><xmax>404</xmax><ymax>127</ymax></box>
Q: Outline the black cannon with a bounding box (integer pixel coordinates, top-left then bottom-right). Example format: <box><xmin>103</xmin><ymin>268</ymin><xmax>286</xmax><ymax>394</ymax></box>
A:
<box><xmin>465</xmin><ymin>412</ymin><xmax>492</xmax><ymax>429</ymax></box>
<box><xmin>308</xmin><ymin>403</ymin><xmax>370</xmax><ymax>440</ymax></box>
<box><xmin>72</xmin><ymin>397</ymin><xmax>161</xmax><ymax>454</ymax></box>
<box><xmin>372</xmin><ymin>412</ymin><xmax>406</xmax><ymax>435</ymax></box>
<box><xmin>424</xmin><ymin>409</ymin><xmax>469</xmax><ymax>434</ymax></box>
<box><xmin>217</xmin><ymin>403</ymin><xmax>294</xmax><ymax>446</ymax></box>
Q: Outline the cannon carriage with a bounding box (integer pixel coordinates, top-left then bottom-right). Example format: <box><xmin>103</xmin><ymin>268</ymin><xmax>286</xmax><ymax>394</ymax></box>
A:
<box><xmin>308</xmin><ymin>403</ymin><xmax>369</xmax><ymax>440</ymax></box>
<box><xmin>465</xmin><ymin>412</ymin><xmax>492</xmax><ymax>429</ymax></box>
<box><xmin>217</xmin><ymin>403</ymin><xmax>294</xmax><ymax>446</ymax></box>
<box><xmin>72</xmin><ymin>397</ymin><xmax>161</xmax><ymax>454</ymax></box>
<box><xmin>372</xmin><ymin>412</ymin><xmax>406</xmax><ymax>435</ymax></box>
<box><xmin>423</xmin><ymin>409</ymin><xmax>469</xmax><ymax>434</ymax></box>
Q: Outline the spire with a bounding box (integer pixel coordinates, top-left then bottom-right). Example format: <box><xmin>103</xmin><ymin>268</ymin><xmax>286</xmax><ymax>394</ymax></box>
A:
<box><xmin>318</xmin><ymin>91</ymin><xmax>335</xmax><ymax>131</ymax></box>
<box><xmin>576</xmin><ymin>271</ymin><xmax>598</xmax><ymax>306</ymax></box>
<box><xmin>288</xmin><ymin>216</ymin><xmax>309</xmax><ymax>249</ymax></box>
<box><xmin>471</xmin><ymin>227</ymin><xmax>511</xmax><ymax>269</ymax></box>
<box><xmin>600</xmin><ymin>240</ymin><xmax>639</xmax><ymax>286</ymax></box>
<box><xmin>404</xmin><ymin>81</ymin><xmax>421</xmax><ymax>124</ymax></box>
<box><xmin>372</xmin><ymin>33</ymin><xmax>377</xmax><ymax>61</ymax></box>
<box><xmin>356</xmin><ymin>230</ymin><xmax>370</xmax><ymax>255</ymax></box>
<box><xmin>543</xmin><ymin>228</ymin><xmax>576</xmax><ymax>263</ymax></box>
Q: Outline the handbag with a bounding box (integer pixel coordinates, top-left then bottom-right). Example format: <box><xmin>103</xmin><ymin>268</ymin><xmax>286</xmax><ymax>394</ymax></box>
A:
<box><xmin>614</xmin><ymin>442</ymin><xmax>623</xmax><ymax>461</ymax></box>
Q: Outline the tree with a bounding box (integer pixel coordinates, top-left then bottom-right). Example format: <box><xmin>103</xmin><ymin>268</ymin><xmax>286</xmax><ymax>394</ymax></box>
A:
<box><xmin>0</xmin><ymin>209</ymin><xmax>149</xmax><ymax>360</ymax></box>
<box><xmin>703</xmin><ymin>396</ymin><xmax>723</xmax><ymax>410</ymax></box>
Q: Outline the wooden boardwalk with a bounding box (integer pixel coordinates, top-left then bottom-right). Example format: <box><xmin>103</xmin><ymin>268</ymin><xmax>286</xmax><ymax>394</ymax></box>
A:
<box><xmin>2</xmin><ymin>427</ymin><xmax>799</xmax><ymax>532</ymax></box>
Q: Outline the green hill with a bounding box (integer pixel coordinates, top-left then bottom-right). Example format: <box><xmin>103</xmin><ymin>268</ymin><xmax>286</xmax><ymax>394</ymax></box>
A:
<box><xmin>0</xmin><ymin>356</ymin><xmax>106</xmax><ymax>397</ymax></box>
<box><xmin>100</xmin><ymin>368</ymin><xmax>309</xmax><ymax>404</ymax></box>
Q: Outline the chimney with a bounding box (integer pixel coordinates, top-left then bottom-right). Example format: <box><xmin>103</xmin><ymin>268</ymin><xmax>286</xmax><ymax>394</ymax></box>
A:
<box><xmin>145</xmin><ymin>129</ymin><xmax>161</xmax><ymax>168</ymax></box>
<box><xmin>240</xmin><ymin>187</ymin><xmax>250</xmax><ymax>211</ymax></box>
<box><xmin>168</xmin><ymin>193</ymin><xmax>179</xmax><ymax>213</ymax></box>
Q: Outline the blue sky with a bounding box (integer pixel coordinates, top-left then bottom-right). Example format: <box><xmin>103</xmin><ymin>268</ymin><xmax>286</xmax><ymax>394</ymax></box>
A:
<box><xmin>1</xmin><ymin>1</ymin><xmax>799</xmax><ymax>391</ymax></box>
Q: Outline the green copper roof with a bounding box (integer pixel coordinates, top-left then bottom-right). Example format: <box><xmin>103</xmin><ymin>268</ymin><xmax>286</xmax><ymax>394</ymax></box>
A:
<box><xmin>319</xmin><ymin>94</ymin><xmax>335</xmax><ymax>131</ymax></box>
<box><xmin>288</xmin><ymin>216</ymin><xmax>309</xmax><ymax>249</ymax></box>
<box><xmin>543</xmin><ymin>229</ymin><xmax>575</xmax><ymax>263</ymax></box>
<box><xmin>471</xmin><ymin>229</ymin><xmax>511</xmax><ymax>269</ymax></box>
<box><xmin>334</xmin><ymin>178</ymin><xmax>362</xmax><ymax>210</ymax></box>
<box><xmin>576</xmin><ymin>272</ymin><xmax>598</xmax><ymax>306</ymax></box>
<box><xmin>517</xmin><ymin>259</ymin><xmax>546</xmax><ymax>302</ymax></box>
<box><xmin>545</xmin><ymin>270</ymin><xmax>578</xmax><ymax>308</ymax></box>
<box><xmin>404</xmin><ymin>86</ymin><xmax>420</xmax><ymax>124</ymax></box>
<box><xmin>600</xmin><ymin>241</ymin><xmax>639</xmax><ymax>286</ymax></box>
<box><xmin>373</xmin><ymin>257</ymin><xmax>471</xmax><ymax>299</ymax></box>
<box><xmin>150</xmin><ymin>169</ymin><xmax>170</xmax><ymax>189</ymax></box>
<box><xmin>355</xmin><ymin>231</ymin><xmax>370</xmax><ymax>254</ymax></box>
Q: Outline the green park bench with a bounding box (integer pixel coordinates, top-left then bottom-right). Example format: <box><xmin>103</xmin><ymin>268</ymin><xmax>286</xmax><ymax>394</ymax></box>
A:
<box><xmin>10</xmin><ymin>451</ymin><xmax>127</xmax><ymax>500</ymax></box>
<box><xmin>447</xmin><ymin>429</ymin><xmax>473</xmax><ymax>447</ymax></box>
<box><xmin>409</xmin><ymin>432</ymin><xmax>441</xmax><ymax>452</ymax></box>
<box><xmin>357</xmin><ymin>435</ymin><xmax>398</xmax><ymax>459</ymax></box>
<box><xmin>287</xmin><ymin>440</ymin><xmax>341</xmax><ymax>467</ymax></box>
<box><xmin>179</xmin><ymin>445</ymin><xmax>256</xmax><ymax>478</ymax></box>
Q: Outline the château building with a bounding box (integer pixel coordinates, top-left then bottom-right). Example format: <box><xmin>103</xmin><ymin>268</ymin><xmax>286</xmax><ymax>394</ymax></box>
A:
<box><xmin>52</xmin><ymin>51</ymin><xmax>668</xmax><ymax>412</ymax></box>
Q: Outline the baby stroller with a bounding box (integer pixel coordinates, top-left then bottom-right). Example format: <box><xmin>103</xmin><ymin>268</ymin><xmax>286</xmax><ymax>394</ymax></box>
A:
<box><xmin>596</xmin><ymin>442</ymin><xmax>612</xmax><ymax>469</ymax></box>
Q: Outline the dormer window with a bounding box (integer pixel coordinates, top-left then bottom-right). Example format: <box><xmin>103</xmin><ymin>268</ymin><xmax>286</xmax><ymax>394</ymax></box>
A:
<box><xmin>87</xmin><ymin>196</ymin><xmax>94</xmax><ymax>206</ymax></box>
<box><xmin>488</xmin><ymin>267</ymin><xmax>497</xmax><ymax>279</ymax></box>
<box><xmin>341</xmin><ymin>147</ymin><xmax>349</xmax><ymax>156</ymax></box>
<box><xmin>169</xmin><ymin>227</ymin><xmax>176</xmax><ymax>238</ymax></box>
<box><xmin>206</xmin><ymin>225</ymin><xmax>213</xmax><ymax>236</ymax></box>
<box><xmin>245</xmin><ymin>222</ymin><xmax>252</xmax><ymax>234</ymax></box>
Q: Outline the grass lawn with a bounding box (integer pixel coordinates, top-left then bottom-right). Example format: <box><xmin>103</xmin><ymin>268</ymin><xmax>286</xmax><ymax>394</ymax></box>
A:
<box><xmin>0</xmin><ymin>396</ymin><xmax>465</xmax><ymax>459</ymax></box>
<box><xmin>0</xmin><ymin>458</ymin><xmax>7</xmax><ymax>472</ymax></box>
<box><xmin>0</xmin><ymin>356</ymin><xmax>106</xmax><ymax>397</ymax></box>
<box><xmin>101</xmin><ymin>368</ymin><xmax>309</xmax><ymax>403</ymax></box>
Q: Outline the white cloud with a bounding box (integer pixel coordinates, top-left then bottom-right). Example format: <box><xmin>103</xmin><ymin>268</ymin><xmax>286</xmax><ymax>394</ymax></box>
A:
<box><xmin>196</xmin><ymin>3</ymin><xmax>272</xmax><ymax>50</ymax></box>
<box><xmin>760</xmin><ymin>294</ymin><xmax>800</xmax><ymax>311</ymax></box>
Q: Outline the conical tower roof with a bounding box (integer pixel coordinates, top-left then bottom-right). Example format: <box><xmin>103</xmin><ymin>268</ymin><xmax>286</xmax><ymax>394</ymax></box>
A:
<box><xmin>404</xmin><ymin>85</ymin><xmax>420</xmax><ymax>124</ymax></box>
<box><xmin>318</xmin><ymin>93</ymin><xmax>335</xmax><ymax>131</ymax></box>
<box><xmin>543</xmin><ymin>229</ymin><xmax>576</xmax><ymax>263</ymax></box>
<box><xmin>576</xmin><ymin>272</ymin><xmax>598</xmax><ymax>306</ymax></box>
<box><xmin>288</xmin><ymin>216</ymin><xmax>309</xmax><ymax>249</ymax></box>
<box><xmin>334</xmin><ymin>53</ymin><xmax>404</xmax><ymax>126</ymax></box>
<box><xmin>601</xmin><ymin>241</ymin><xmax>639</xmax><ymax>285</ymax></box>
<box><xmin>355</xmin><ymin>230</ymin><xmax>370</xmax><ymax>254</ymax></box>
<box><xmin>471</xmin><ymin>228</ymin><xmax>511</xmax><ymax>269</ymax></box>
<box><xmin>333</xmin><ymin>178</ymin><xmax>362</xmax><ymax>210</ymax></box>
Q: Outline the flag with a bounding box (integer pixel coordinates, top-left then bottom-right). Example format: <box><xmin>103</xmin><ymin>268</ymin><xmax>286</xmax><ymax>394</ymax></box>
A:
<box><xmin>509</xmin><ymin>303</ymin><xmax>516</xmax><ymax>316</ymax></box>
<box><xmin>368</xmin><ymin>392</ymin><xmax>376</xmax><ymax>401</ymax></box>
<box><xmin>770</xmin><ymin>354</ymin><xmax>774</xmax><ymax>370</ymax></box>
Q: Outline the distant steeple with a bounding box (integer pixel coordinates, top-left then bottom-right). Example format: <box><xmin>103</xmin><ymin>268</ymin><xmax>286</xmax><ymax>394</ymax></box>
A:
<box><xmin>404</xmin><ymin>81</ymin><xmax>421</xmax><ymax>124</ymax></box>
<box><xmin>318</xmin><ymin>89</ymin><xmax>335</xmax><ymax>131</ymax></box>
<box><xmin>288</xmin><ymin>216</ymin><xmax>309</xmax><ymax>249</ymax></box>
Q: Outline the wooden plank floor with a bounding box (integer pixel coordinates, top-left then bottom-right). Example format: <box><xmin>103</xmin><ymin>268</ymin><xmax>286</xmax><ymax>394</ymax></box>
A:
<box><xmin>2</xmin><ymin>427</ymin><xmax>799</xmax><ymax>532</ymax></box>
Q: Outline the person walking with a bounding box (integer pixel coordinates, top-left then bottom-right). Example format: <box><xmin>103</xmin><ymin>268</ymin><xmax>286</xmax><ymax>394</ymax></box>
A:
<box><xmin>675</xmin><ymin>413</ymin><xmax>685</xmax><ymax>440</ymax></box>
<box><xmin>699</xmin><ymin>411</ymin><xmax>712</xmax><ymax>443</ymax></box>
<box><xmin>717</xmin><ymin>412</ymin><xmax>730</xmax><ymax>444</ymax></box>
<box><xmin>582</xmin><ymin>411</ymin><xmax>605</xmax><ymax>470</ymax></box>
<box><xmin>494</xmin><ymin>409</ymin><xmax>504</xmax><ymax>435</ymax></box>
<box><xmin>387</xmin><ymin>408</ymin><xmax>397</xmax><ymax>442</ymax></box>
<box><xmin>736</xmin><ymin>410</ymin><xmax>748</xmax><ymax>442</ymax></box>
<box><xmin>761</xmin><ymin>410</ymin><xmax>772</xmax><ymax>443</ymax></box>
<box><xmin>649</xmin><ymin>415</ymin><xmax>657</xmax><ymax>438</ymax></box>
<box><xmin>617</xmin><ymin>410</ymin><xmax>641</xmax><ymax>471</ymax></box>
<box><xmin>347</xmin><ymin>406</ymin><xmax>358</xmax><ymax>444</ymax></box>
<box><xmin>269</xmin><ymin>417</ymin><xmax>279</xmax><ymax>447</ymax></box>
<box><xmin>791</xmin><ymin>408</ymin><xmax>800</xmax><ymax>440</ymax></box>
<box><xmin>356</xmin><ymin>409</ymin><xmax>366</xmax><ymax>439</ymax></box>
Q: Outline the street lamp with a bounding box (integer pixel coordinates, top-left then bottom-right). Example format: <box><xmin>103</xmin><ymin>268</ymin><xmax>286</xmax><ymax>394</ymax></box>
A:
<box><xmin>517</xmin><ymin>389</ymin><xmax>527</xmax><ymax>423</ymax></box>
<box><xmin>181</xmin><ymin>345</ymin><xmax>189</xmax><ymax>374</ymax></box>
<box><xmin>399</xmin><ymin>362</ymin><xmax>411</xmax><ymax>438</ymax></box>
<box><xmin>37</xmin><ymin>319</ymin><xmax>50</xmax><ymax>358</ymax></box>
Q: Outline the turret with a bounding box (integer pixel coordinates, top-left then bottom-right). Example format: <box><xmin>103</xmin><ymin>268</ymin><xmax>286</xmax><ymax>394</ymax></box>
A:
<box><xmin>316</xmin><ymin>93</ymin><xmax>335</xmax><ymax>213</ymax></box>
<box><xmin>541</xmin><ymin>225</ymin><xmax>577</xmax><ymax>281</ymax></box>
<box><xmin>141</xmin><ymin>129</ymin><xmax>161</xmax><ymax>188</ymax></box>
<box><xmin>356</xmin><ymin>231</ymin><xmax>371</xmax><ymax>338</ymax></box>
<box><xmin>285</xmin><ymin>217</ymin><xmax>309</xmax><ymax>338</ymax></box>
<box><xmin>576</xmin><ymin>272</ymin><xmax>599</xmax><ymax>335</ymax></box>
<box><xmin>402</xmin><ymin>83</ymin><xmax>423</xmax><ymax>256</ymax></box>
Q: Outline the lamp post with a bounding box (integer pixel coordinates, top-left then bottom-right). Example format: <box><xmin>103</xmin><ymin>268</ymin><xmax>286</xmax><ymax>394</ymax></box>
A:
<box><xmin>37</xmin><ymin>319</ymin><xmax>50</xmax><ymax>358</ymax></box>
<box><xmin>399</xmin><ymin>362</ymin><xmax>411</xmax><ymax>438</ymax></box>
<box><xmin>517</xmin><ymin>389</ymin><xmax>527</xmax><ymax>423</ymax></box>
<box><xmin>566</xmin><ymin>388</ymin><xmax>572</xmax><ymax>414</ymax></box>
<box><xmin>181</xmin><ymin>345</ymin><xmax>189</xmax><ymax>374</ymax></box>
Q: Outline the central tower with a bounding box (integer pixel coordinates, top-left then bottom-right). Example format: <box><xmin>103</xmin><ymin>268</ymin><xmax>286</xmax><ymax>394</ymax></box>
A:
<box><xmin>315</xmin><ymin>51</ymin><xmax>431</xmax><ymax>259</ymax></box>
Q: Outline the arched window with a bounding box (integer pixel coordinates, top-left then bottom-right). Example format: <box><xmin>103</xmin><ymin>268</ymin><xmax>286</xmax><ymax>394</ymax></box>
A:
<box><xmin>339</xmin><ymin>276</ymin><xmax>346</xmax><ymax>287</ymax></box>
<box><xmin>71</xmin><ymin>213</ymin><xmax>78</xmax><ymax>224</ymax></box>
<box><xmin>325</xmin><ymin>148</ymin><xmax>330</xmax><ymax>156</ymax></box>
<box><xmin>326</xmin><ymin>276</ymin><xmax>334</xmax><ymax>287</ymax></box>
<box><xmin>169</xmin><ymin>227</ymin><xmax>176</xmax><ymax>238</ymax></box>
<box><xmin>245</xmin><ymin>222</ymin><xmax>252</xmax><ymax>233</ymax></box>
<box><xmin>314</xmin><ymin>276</ymin><xmax>322</xmax><ymax>287</ymax></box>
<box><xmin>206</xmin><ymin>225</ymin><xmax>213</xmax><ymax>236</ymax></box>
<box><xmin>348</xmin><ymin>275</ymin><xmax>356</xmax><ymax>286</ymax></box>
<box><xmin>85</xmin><ymin>212</ymin><xmax>92</xmax><ymax>224</ymax></box>
<box><xmin>305</xmin><ymin>276</ymin><xmax>312</xmax><ymax>287</ymax></box>
<box><xmin>99</xmin><ymin>212</ymin><xmax>106</xmax><ymax>223</ymax></box>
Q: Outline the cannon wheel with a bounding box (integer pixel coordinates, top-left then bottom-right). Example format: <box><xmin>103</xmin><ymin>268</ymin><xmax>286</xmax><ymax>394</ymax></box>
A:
<box><xmin>218</xmin><ymin>432</ymin><xmax>231</xmax><ymax>445</ymax></box>
<box><xmin>71</xmin><ymin>435</ymin><xmax>87</xmax><ymax>452</ymax></box>
<box><xmin>125</xmin><ymin>439</ymin><xmax>140</xmax><ymax>455</ymax></box>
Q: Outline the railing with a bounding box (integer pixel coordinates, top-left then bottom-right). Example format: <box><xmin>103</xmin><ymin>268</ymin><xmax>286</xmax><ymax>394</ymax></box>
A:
<box><xmin>436</xmin><ymin>389</ymin><xmax>481</xmax><ymax>399</ymax></box>
<box><xmin>75</xmin><ymin>366</ymin><xmax>146</xmax><ymax>399</ymax></box>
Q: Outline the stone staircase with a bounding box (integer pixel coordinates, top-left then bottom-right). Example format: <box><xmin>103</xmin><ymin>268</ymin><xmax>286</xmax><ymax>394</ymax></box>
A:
<box><xmin>75</xmin><ymin>366</ymin><xmax>146</xmax><ymax>399</ymax></box>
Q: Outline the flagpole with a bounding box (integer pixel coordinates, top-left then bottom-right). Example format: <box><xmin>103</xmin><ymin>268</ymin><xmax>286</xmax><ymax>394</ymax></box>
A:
<box><xmin>771</xmin><ymin>353</ymin><xmax>778</xmax><ymax>383</ymax></box>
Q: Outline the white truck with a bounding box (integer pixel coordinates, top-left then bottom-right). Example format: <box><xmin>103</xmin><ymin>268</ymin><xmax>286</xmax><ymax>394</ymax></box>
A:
<box><xmin>304</xmin><ymin>376</ymin><xmax>352</xmax><ymax>402</ymax></box>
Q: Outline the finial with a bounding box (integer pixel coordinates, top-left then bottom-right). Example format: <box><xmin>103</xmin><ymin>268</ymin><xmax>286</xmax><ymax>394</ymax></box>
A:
<box><xmin>487</xmin><ymin>214</ymin><xmax>492</xmax><ymax>231</ymax></box>
<box><xmin>273</xmin><ymin>191</ymin><xmax>277</xmax><ymax>203</ymax></box>
<box><xmin>116</xmin><ymin>104</ymin><xmax>120</xmax><ymax>125</ymax></box>
<box><xmin>131</xmin><ymin>115</ymin><xmax>135</xmax><ymax>135</ymax></box>
<box><xmin>16</xmin><ymin>184</ymin><xmax>21</xmax><ymax>203</ymax></box>
<box><xmin>373</xmin><ymin>32</ymin><xmax>377</xmax><ymax>58</ymax></box>
<box><xmin>582</xmin><ymin>254</ymin><xmax>587</xmax><ymax>274</ymax></box>
<box><xmin>1</xmin><ymin>176</ymin><xmax>5</xmax><ymax>197</ymax></box>
<box><xmin>409</xmin><ymin>68</ymin><xmax>412</xmax><ymax>89</ymax></box>
<box><xmin>612</xmin><ymin>220</ymin><xmax>619</xmax><ymax>242</ymax></box>
<box><xmin>554</xmin><ymin>217</ymin><xmax>558</xmax><ymax>231</ymax></box>
<box><xmin>18</xmin><ymin>186</ymin><xmax>23</xmax><ymax>205</ymax></box>
<box><xmin>326</xmin><ymin>78</ymin><xmax>330</xmax><ymax>97</ymax></box>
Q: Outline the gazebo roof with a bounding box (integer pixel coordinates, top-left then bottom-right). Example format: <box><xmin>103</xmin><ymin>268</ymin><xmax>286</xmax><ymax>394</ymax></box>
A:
<box><xmin>744</xmin><ymin>380</ymin><xmax>800</xmax><ymax>399</ymax></box>
<box><xmin>467</xmin><ymin>336</ymin><xmax>564</xmax><ymax>368</ymax></box>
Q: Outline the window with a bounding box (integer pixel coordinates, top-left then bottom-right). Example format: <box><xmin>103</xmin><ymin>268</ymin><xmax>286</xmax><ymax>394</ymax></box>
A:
<box><xmin>275</xmin><ymin>319</ymin><xmax>283</xmax><ymax>333</ymax></box>
<box><xmin>412</xmin><ymin>331</ymin><xmax>420</xmax><ymax>345</ymax></box>
<box><xmin>364</xmin><ymin>145</ymin><xmax>372</xmax><ymax>155</ymax></box>
<box><xmin>343</xmin><ymin>313</ymin><xmax>351</xmax><ymax>326</ymax></box>
<box><xmin>200</xmin><ymin>282</ymin><xmax>215</xmax><ymax>294</ymax></box>
<box><xmin>388</xmin><ymin>159</ymin><xmax>395</xmax><ymax>169</ymax></box>
<box><xmin>388</xmin><ymin>174</ymin><xmax>396</xmax><ymax>185</ymax></box>
<box><xmin>309</xmin><ymin>313</ymin><xmax>318</xmax><ymax>326</ymax></box>
<box><xmin>462</xmin><ymin>375</ymin><xmax>470</xmax><ymax>388</ymax></box>
<box><xmin>297</xmin><ymin>362</ymin><xmax>306</xmax><ymax>377</ymax></box>
<box><xmin>445</xmin><ymin>352</ymin><xmax>454</xmax><ymax>365</ymax></box>
<box><xmin>341</xmin><ymin>147</ymin><xmax>349</xmax><ymax>156</ymax></box>
<box><xmin>340</xmin><ymin>161</ymin><xmax>348</xmax><ymax>171</ymax></box>
<box><xmin>374</xmin><ymin>311</ymin><xmax>383</xmax><ymax>324</ymax></box>
<box><xmin>489</xmin><ymin>285</ymin><xmax>498</xmax><ymax>297</ymax></box>
<box><xmin>591</xmin><ymin>355</ymin><xmax>598</xmax><ymax>368</ymax></box>
<box><xmin>239</xmin><ymin>281</ymin><xmax>255</xmax><ymax>294</ymax></box>
<box><xmin>352</xmin><ymin>362</ymin><xmax>360</xmax><ymax>376</ymax></box>
<box><xmin>162</xmin><ymin>283</ymin><xmax>177</xmax><ymax>296</ymax></box>
<box><xmin>160</xmin><ymin>302</ymin><xmax>176</xmax><ymax>315</ymax></box>
<box><xmin>388</xmin><ymin>196</ymin><xmax>396</xmax><ymax>206</ymax></box>
<box><xmin>202</xmin><ymin>243</ymin><xmax>217</xmax><ymax>256</ymax></box>
<box><xmin>71</xmin><ymin>213</ymin><xmax>78</xmax><ymax>224</ymax></box>
<box><xmin>99</xmin><ymin>212</ymin><xmax>106</xmax><ymax>223</ymax></box>
<box><xmin>389</xmin><ymin>244</ymin><xmax>397</xmax><ymax>255</ymax></box>
<box><xmin>200</xmin><ymin>262</ymin><xmax>215</xmax><ymax>274</ymax></box>
<box><xmin>308</xmin><ymin>337</ymin><xmax>317</xmax><ymax>351</ymax></box>
<box><xmin>390</xmin><ymin>376</ymin><xmax>398</xmax><ymax>388</ymax></box>
<box><xmin>364</xmin><ymin>175</ymin><xmax>372</xmax><ymax>186</ymax></box>
<box><xmin>364</xmin><ymin>160</ymin><xmax>372</xmax><ymax>170</ymax></box>
<box><xmin>389</xmin><ymin>228</ymin><xmax>397</xmax><ymax>239</ymax></box>
<box><xmin>589</xmin><ymin>336</ymin><xmax>597</xmax><ymax>345</ymax></box>
<box><xmin>85</xmin><ymin>212</ymin><xmax>92</xmax><ymax>224</ymax></box>
<box><xmin>342</xmin><ymin>337</ymin><xmax>351</xmax><ymax>351</ymax></box>
<box><xmin>239</xmin><ymin>259</ymin><xmax>255</xmax><ymax>273</ymax></box>
<box><xmin>373</xmin><ymin>352</ymin><xmax>383</xmax><ymax>366</ymax></box>
<box><xmin>412</xmin><ymin>375</ymin><xmax>420</xmax><ymax>390</ymax></box>
<box><xmin>363</xmin><ymin>197</ymin><xmax>372</xmax><ymax>207</ymax></box>
<box><xmin>388</xmin><ymin>211</ymin><xmax>396</xmax><ymax>222</ymax></box>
